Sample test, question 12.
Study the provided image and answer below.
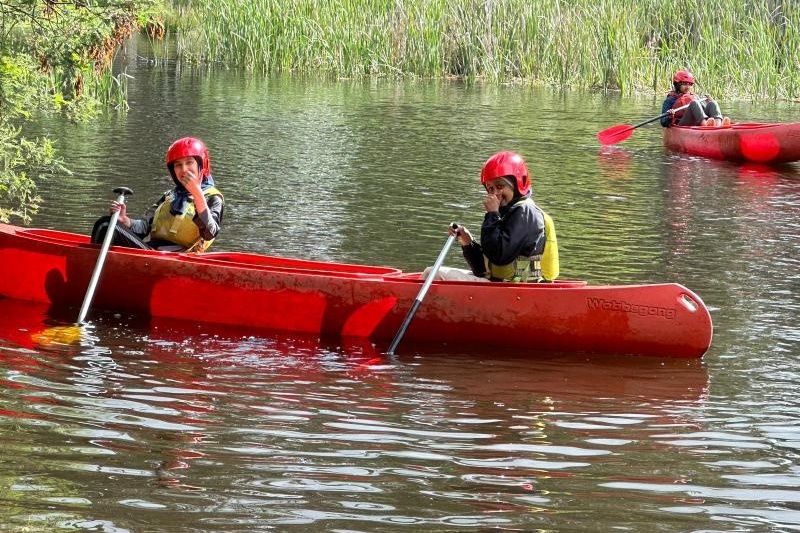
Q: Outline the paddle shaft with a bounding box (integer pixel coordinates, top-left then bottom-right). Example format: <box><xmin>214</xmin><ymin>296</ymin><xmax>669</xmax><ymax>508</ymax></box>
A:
<box><xmin>628</xmin><ymin>99</ymin><xmax>700</xmax><ymax>130</ymax></box>
<box><xmin>598</xmin><ymin>97</ymin><xmax>708</xmax><ymax>145</ymax></box>
<box><xmin>386</xmin><ymin>229</ymin><xmax>457</xmax><ymax>356</ymax></box>
<box><xmin>77</xmin><ymin>187</ymin><xmax>132</xmax><ymax>324</ymax></box>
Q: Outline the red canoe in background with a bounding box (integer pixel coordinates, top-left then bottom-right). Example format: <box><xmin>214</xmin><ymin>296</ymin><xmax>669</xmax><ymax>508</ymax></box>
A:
<box><xmin>0</xmin><ymin>223</ymin><xmax>714</xmax><ymax>358</ymax></box>
<box><xmin>663</xmin><ymin>122</ymin><xmax>800</xmax><ymax>164</ymax></box>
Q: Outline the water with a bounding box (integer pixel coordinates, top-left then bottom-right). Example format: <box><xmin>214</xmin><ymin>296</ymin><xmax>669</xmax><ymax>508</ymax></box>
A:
<box><xmin>1</xmin><ymin>36</ymin><xmax>799</xmax><ymax>532</ymax></box>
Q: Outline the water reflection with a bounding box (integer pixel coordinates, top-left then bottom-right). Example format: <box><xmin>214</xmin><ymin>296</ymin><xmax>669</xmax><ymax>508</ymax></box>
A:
<box><xmin>0</xmin><ymin>298</ymin><xmax>716</xmax><ymax>531</ymax></box>
<box><xmin>596</xmin><ymin>145</ymin><xmax>633</xmax><ymax>181</ymax></box>
<box><xmin>659</xmin><ymin>158</ymin><xmax>800</xmax><ymax>362</ymax></box>
<box><xmin>2</xmin><ymin>296</ymin><xmax>800</xmax><ymax>531</ymax></box>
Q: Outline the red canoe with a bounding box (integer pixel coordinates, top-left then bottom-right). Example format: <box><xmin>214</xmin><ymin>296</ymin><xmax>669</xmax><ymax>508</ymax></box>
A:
<box><xmin>0</xmin><ymin>223</ymin><xmax>713</xmax><ymax>358</ymax></box>
<box><xmin>663</xmin><ymin>122</ymin><xmax>800</xmax><ymax>164</ymax></box>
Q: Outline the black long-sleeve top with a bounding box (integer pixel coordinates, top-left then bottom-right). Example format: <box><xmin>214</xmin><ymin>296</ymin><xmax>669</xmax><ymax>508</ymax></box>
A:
<box><xmin>461</xmin><ymin>197</ymin><xmax>545</xmax><ymax>278</ymax></box>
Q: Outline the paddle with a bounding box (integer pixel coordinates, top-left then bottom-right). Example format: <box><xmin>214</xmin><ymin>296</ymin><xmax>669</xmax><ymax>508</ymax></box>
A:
<box><xmin>386</xmin><ymin>223</ymin><xmax>458</xmax><ymax>356</ymax></box>
<box><xmin>77</xmin><ymin>186</ymin><xmax>133</xmax><ymax>324</ymax></box>
<box><xmin>597</xmin><ymin>99</ymin><xmax>704</xmax><ymax>146</ymax></box>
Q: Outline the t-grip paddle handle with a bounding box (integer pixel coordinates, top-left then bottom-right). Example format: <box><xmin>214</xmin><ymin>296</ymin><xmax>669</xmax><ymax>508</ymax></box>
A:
<box><xmin>113</xmin><ymin>187</ymin><xmax>134</xmax><ymax>199</ymax></box>
<box><xmin>77</xmin><ymin>186</ymin><xmax>134</xmax><ymax>324</ymax></box>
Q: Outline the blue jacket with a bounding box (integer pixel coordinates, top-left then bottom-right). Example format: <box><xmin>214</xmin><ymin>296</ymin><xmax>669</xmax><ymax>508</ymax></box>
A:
<box><xmin>660</xmin><ymin>92</ymin><xmax>680</xmax><ymax>127</ymax></box>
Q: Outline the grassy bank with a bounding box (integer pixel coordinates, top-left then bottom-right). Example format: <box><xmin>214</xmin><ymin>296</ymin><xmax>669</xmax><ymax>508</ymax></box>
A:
<box><xmin>168</xmin><ymin>0</ymin><xmax>799</xmax><ymax>99</ymax></box>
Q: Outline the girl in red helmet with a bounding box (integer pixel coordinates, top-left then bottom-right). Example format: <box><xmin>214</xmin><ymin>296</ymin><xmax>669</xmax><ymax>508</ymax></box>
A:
<box><xmin>433</xmin><ymin>151</ymin><xmax>559</xmax><ymax>283</ymax></box>
<box><xmin>660</xmin><ymin>70</ymin><xmax>729</xmax><ymax>127</ymax></box>
<box><xmin>91</xmin><ymin>137</ymin><xmax>224</xmax><ymax>252</ymax></box>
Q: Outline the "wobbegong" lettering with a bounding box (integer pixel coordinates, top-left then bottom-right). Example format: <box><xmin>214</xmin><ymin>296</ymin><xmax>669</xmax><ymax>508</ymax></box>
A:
<box><xmin>587</xmin><ymin>298</ymin><xmax>676</xmax><ymax>320</ymax></box>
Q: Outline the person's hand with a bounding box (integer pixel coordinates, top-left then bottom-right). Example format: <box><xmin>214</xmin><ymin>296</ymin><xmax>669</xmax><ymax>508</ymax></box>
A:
<box><xmin>179</xmin><ymin>170</ymin><xmax>203</xmax><ymax>196</ymax></box>
<box><xmin>450</xmin><ymin>224</ymin><xmax>473</xmax><ymax>246</ymax></box>
<box><xmin>109</xmin><ymin>200</ymin><xmax>131</xmax><ymax>228</ymax></box>
<box><xmin>483</xmin><ymin>193</ymin><xmax>500</xmax><ymax>213</ymax></box>
<box><xmin>703</xmin><ymin>94</ymin><xmax>714</xmax><ymax>102</ymax></box>
<box><xmin>667</xmin><ymin>109</ymin><xmax>676</xmax><ymax>116</ymax></box>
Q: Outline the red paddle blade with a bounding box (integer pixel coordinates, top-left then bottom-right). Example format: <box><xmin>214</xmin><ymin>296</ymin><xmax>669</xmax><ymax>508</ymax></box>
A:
<box><xmin>596</xmin><ymin>124</ymin><xmax>635</xmax><ymax>145</ymax></box>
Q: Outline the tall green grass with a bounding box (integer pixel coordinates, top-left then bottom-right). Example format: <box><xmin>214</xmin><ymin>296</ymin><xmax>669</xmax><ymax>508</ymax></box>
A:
<box><xmin>172</xmin><ymin>0</ymin><xmax>799</xmax><ymax>99</ymax></box>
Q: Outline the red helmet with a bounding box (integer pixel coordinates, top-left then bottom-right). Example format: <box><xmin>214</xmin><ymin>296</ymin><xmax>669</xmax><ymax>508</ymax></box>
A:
<box><xmin>480</xmin><ymin>151</ymin><xmax>530</xmax><ymax>196</ymax></box>
<box><xmin>165</xmin><ymin>137</ymin><xmax>211</xmax><ymax>179</ymax></box>
<box><xmin>672</xmin><ymin>70</ymin><xmax>695</xmax><ymax>84</ymax></box>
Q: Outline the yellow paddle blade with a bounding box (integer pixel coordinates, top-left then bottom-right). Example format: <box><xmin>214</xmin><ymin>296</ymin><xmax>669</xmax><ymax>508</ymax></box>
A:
<box><xmin>31</xmin><ymin>325</ymin><xmax>84</xmax><ymax>346</ymax></box>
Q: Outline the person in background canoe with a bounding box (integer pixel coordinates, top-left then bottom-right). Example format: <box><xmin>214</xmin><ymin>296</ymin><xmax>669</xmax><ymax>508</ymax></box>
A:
<box><xmin>430</xmin><ymin>151</ymin><xmax>559</xmax><ymax>283</ymax></box>
<box><xmin>660</xmin><ymin>70</ymin><xmax>730</xmax><ymax>128</ymax></box>
<box><xmin>90</xmin><ymin>137</ymin><xmax>224</xmax><ymax>252</ymax></box>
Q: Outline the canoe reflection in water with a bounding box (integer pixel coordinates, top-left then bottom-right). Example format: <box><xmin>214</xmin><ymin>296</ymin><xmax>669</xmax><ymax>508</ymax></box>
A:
<box><xmin>0</xmin><ymin>296</ymin><xmax>709</xmax><ymax>410</ymax></box>
<box><xmin>0</xmin><ymin>297</ymin><xmax>389</xmax><ymax>484</ymax></box>
<box><xmin>0</xmin><ymin>297</ymin><xmax>711</xmax><ymax>527</ymax></box>
<box><xmin>0</xmin><ymin>296</ymin><xmax>709</xmax><ymax>397</ymax></box>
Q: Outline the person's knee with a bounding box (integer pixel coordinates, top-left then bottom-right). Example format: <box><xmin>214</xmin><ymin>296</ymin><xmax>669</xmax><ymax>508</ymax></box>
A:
<box><xmin>90</xmin><ymin>216</ymin><xmax>111</xmax><ymax>244</ymax></box>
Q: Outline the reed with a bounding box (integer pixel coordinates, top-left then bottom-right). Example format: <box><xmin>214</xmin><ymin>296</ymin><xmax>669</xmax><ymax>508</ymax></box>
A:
<box><xmin>92</xmin><ymin>72</ymin><xmax>133</xmax><ymax>112</ymax></box>
<box><xmin>171</xmin><ymin>0</ymin><xmax>799</xmax><ymax>98</ymax></box>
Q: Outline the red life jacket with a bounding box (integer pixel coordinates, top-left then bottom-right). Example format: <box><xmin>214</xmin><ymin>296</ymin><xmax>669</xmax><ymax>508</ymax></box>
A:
<box><xmin>669</xmin><ymin>90</ymin><xmax>697</xmax><ymax>125</ymax></box>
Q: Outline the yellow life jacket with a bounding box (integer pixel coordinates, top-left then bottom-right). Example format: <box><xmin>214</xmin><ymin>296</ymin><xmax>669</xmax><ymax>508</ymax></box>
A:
<box><xmin>486</xmin><ymin>200</ymin><xmax>559</xmax><ymax>282</ymax></box>
<box><xmin>539</xmin><ymin>209</ymin><xmax>559</xmax><ymax>281</ymax></box>
<box><xmin>150</xmin><ymin>187</ymin><xmax>222</xmax><ymax>252</ymax></box>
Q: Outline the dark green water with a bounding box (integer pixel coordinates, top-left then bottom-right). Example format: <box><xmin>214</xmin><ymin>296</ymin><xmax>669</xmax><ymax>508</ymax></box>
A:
<box><xmin>1</xmin><ymin>36</ymin><xmax>799</xmax><ymax>532</ymax></box>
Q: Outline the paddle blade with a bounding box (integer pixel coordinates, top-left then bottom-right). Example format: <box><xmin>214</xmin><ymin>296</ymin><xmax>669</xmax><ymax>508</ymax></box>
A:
<box><xmin>596</xmin><ymin>124</ymin><xmax>635</xmax><ymax>145</ymax></box>
<box><xmin>31</xmin><ymin>325</ymin><xmax>84</xmax><ymax>346</ymax></box>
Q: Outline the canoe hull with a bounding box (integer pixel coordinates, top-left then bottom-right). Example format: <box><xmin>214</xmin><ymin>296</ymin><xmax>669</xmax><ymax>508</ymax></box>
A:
<box><xmin>0</xmin><ymin>223</ymin><xmax>713</xmax><ymax>358</ymax></box>
<box><xmin>663</xmin><ymin>122</ymin><xmax>800</xmax><ymax>164</ymax></box>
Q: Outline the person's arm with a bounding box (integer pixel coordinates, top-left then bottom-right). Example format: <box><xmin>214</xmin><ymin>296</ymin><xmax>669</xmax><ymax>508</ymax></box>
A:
<box><xmin>193</xmin><ymin>194</ymin><xmax>223</xmax><ymax>240</ymax></box>
<box><xmin>461</xmin><ymin>240</ymin><xmax>486</xmax><ymax>277</ymax></box>
<box><xmin>128</xmin><ymin>195</ymin><xmax>165</xmax><ymax>237</ymax></box>
<box><xmin>109</xmin><ymin>196</ymin><xmax>160</xmax><ymax>237</ymax></box>
<box><xmin>450</xmin><ymin>224</ymin><xmax>487</xmax><ymax>277</ymax></box>
<box><xmin>480</xmin><ymin>203</ymin><xmax>541</xmax><ymax>266</ymax></box>
<box><xmin>660</xmin><ymin>96</ymin><xmax>678</xmax><ymax>127</ymax></box>
<box><xmin>180</xmin><ymin>167</ymin><xmax>223</xmax><ymax>240</ymax></box>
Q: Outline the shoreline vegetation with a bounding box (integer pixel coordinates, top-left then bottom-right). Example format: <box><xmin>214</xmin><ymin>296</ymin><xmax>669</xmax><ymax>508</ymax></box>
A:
<box><xmin>169</xmin><ymin>0</ymin><xmax>799</xmax><ymax>101</ymax></box>
<box><xmin>0</xmin><ymin>0</ymin><xmax>164</xmax><ymax>222</ymax></box>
